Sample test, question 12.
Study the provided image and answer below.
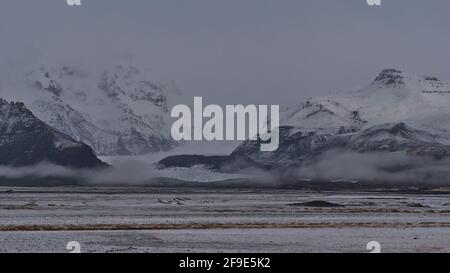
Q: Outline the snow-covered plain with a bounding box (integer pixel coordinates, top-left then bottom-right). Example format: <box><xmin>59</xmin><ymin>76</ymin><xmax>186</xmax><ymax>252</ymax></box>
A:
<box><xmin>1</xmin><ymin>228</ymin><xmax>449</xmax><ymax>253</ymax></box>
<box><xmin>0</xmin><ymin>187</ymin><xmax>449</xmax><ymax>253</ymax></box>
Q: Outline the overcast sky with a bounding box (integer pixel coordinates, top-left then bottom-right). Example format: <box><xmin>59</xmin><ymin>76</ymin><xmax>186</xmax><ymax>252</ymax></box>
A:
<box><xmin>1</xmin><ymin>0</ymin><xmax>450</xmax><ymax>106</ymax></box>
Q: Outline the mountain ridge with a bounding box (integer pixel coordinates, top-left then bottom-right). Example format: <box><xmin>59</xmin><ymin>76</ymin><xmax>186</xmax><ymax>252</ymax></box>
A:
<box><xmin>159</xmin><ymin>69</ymin><xmax>450</xmax><ymax>178</ymax></box>
<box><xmin>4</xmin><ymin>64</ymin><xmax>177</xmax><ymax>155</ymax></box>
<box><xmin>0</xmin><ymin>98</ymin><xmax>107</xmax><ymax>168</ymax></box>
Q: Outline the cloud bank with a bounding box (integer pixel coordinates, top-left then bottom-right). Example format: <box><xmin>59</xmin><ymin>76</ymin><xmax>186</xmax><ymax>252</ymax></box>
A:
<box><xmin>2</xmin><ymin>150</ymin><xmax>450</xmax><ymax>187</ymax></box>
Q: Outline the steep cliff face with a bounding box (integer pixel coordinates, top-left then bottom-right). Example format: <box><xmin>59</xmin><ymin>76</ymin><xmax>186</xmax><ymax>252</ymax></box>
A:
<box><xmin>0</xmin><ymin>98</ymin><xmax>107</xmax><ymax>168</ymax></box>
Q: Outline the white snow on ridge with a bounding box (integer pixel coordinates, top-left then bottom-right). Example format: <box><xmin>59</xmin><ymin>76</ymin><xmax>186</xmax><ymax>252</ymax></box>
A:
<box><xmin>1</xmin><ymin>64</ymin><xmax>178</xmax><ymax>156</ymax></box>
<box><xmin>282</xmin><ymin>69</ymin><xmax>450</xmax><ymax>138</ymax></box>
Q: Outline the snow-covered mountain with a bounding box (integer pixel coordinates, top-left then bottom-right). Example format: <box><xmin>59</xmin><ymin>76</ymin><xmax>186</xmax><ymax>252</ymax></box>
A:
<box><xmin>3</xmin><ymin>65</ymin><xmax>177</xmax><ymax>155</ymax></box>
<box><xmin>235</xmin><ymin>69</ymin><xmax>450</xmax><ymax>169</ymax></box>
<box><xmin>283</xmin><ymin>69</ymin><xmax>450</xmax><ymax>137</ymax></box>
<box><xmin>0</xmin><ymin>98</ymin><xmax>106</xmax><ymax>168</ymax></box>
<box><xmin>221</xmin><ymin>122</ymin><xmax>450</xmax><ymax>171</ymax></box>
<box><xmin>160</xmin><ymin>69</ymin><xmax>450</xmax><ymax>175</ymax></box>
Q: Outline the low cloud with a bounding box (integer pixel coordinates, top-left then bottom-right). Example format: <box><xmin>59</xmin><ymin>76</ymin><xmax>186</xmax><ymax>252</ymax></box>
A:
<box><xmin>0</xmin><ymin>161</ymin><xmax>157</xmax><ymax>185</ymax></box>
<box><xmin>1</xmin><ymin>150</ymin><xmax>450</xmax><ymax>187</ymax></box>
<box><xmin>294</xmin><ymin>150</ymin><xmax>450</xmax><ymax>185</ymax></box>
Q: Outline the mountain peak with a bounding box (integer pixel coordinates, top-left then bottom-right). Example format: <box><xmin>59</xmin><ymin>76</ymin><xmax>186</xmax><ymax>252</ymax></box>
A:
<box><xmin>372</xmin><ymin>69</ymin><xmax>406</xmax><ymax>87</ymax></box>
<box><xmin>15</xmin><ymin>64</ymin><xmax>177</xmax><ymax>156</ymax></box>
<box><xmin>423</xmin><ymin>75</ymin><xmax>447</xmax><ymax>89</ymax></box>
<box><xmin>0</xmin><ymin>98</ymin><xmax>34</xmax><ymax>120</ymax></box>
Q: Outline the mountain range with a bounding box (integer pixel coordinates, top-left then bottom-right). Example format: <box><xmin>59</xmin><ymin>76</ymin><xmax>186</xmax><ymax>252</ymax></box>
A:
<box><xmin>160</xmin><ymin>69</ymin><xmax>450</xmax><ymax>176</ymax></box>
<box><xmin>3</xmin><ymin>66</ymin><xmax>450</xmax><ymax>181</ymax></box>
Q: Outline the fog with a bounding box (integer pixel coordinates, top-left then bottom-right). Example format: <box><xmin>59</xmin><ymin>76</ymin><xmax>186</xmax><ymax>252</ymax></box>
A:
<box><xmin>2</xmin><ymin>150</ymin><xmax>450</xmax><ymax>186</ymax></box>
<box><xmin>295</xmin><ymin>150</ymin><xmax>450</xmax><ymax>185</ymax></box>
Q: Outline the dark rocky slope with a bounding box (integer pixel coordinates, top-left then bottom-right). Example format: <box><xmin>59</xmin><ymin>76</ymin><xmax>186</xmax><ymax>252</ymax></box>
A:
<box><xmin>159</xmin><ymin>123</ymin><xmax>450</xmax><ymax>172</ymax></box>
<box><xmin>0</xmin><ymin>99</ymin><xmax>107</xmax><ymax>168</ymax></box>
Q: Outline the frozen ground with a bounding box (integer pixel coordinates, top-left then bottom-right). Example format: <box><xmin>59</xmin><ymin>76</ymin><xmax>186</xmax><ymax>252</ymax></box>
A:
<box><xmin>1</xmin><ymin>228</ymin><xmax>450</xmax><ymax>253</ymax></box>
<box><xmin>0</xmin><ymin>187</ymin><xmax>449</xmax><ymax>253</ymax></box>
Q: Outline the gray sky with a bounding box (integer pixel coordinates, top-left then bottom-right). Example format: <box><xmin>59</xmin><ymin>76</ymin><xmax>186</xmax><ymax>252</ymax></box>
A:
<box><xmin>1</xmin><ymin>0</ymin><xmax>450</xmax><ymax>106</ymax></box>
